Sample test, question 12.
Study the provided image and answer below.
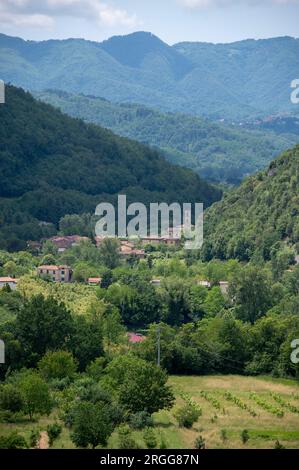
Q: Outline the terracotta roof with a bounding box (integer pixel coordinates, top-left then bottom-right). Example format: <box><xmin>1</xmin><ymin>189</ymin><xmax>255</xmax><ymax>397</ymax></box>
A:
<box><xmin>88</xmin><ymin>278</ymin><xmax>102</xmax><ymax>284</ymax></box>
<box><xmin>0</xmin><ymin>277</ymin><xmax>19</xmax><ymax>283</ymax></box>
<box><xmin>38</xmin><ymin>265</ymin><xmax>71</xmax><ymax>270</ymax></box>
<box><xmin>49</xmin><ymin>236</ymin><xmax>89</xmax><ymax>249</ymax></box>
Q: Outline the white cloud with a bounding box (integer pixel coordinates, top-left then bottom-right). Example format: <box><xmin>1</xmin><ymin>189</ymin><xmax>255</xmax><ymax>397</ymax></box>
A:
<box><xmin>0</xmin><ymin>0</ymin><xmax>140</xmax><ymax>29</ymax></box>
<box><xmin>179</xmin><ymin>0</ymin><xmax>299</xmax><ymax>8</ymax></box>
<box><xmin>0</xmin><ymin>12</ymin><xmax>54</xmax><ymax>28</ymax></box>
<box><xmin>95</xmin><ymin>3</ymin><xmax>139</xmax><ymax>27</ymax></box>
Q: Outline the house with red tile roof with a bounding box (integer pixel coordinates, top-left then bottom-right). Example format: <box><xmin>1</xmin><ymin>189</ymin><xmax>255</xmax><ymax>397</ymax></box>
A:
<box><xmin>0</xmin><ymin>277</ymin><xmax>19</xmax><ymax>290</ymax></box>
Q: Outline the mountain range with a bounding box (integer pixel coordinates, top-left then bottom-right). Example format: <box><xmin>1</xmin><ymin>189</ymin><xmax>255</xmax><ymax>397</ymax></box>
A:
<box><xmin>35</xmin><ymin>89</ymin><xmax>299</xmax><ymax>184</ymax></box>
<box><xmin>1</xmin><ymin>31</ymin><xmax>299</xmax><ymax>120</ymax></box>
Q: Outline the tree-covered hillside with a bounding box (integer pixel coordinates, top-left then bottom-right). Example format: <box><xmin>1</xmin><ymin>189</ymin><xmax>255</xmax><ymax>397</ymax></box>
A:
<box><xmin>0</xmin><ymin>85</ymin><xmax>221</xmax><ymax>251</ymax></box>
<box><xmin>203</xmin><ymin>145</ymin><xmax>299</xmax><ymax>261</ymax></box>
<box><xmin>35</xmin><ymin>90</ymin><xmax>298</xmax><ymax>184</ymax></box>
<box><xmin>1</xmin><ymin>32</ymin><xmax>299</xmax><ymax>120</ymax></box>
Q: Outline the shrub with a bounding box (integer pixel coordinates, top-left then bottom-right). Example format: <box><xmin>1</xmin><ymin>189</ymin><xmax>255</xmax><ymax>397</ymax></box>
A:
<box><xmin>38</xmin><ymin>351</ymin><xmax>77</xmax><ymax>380</ymax></box>
<box><xmin>0</xmin><ymin>410</ymin><xmax>23</xmax><ymax>423</ymax></box>
<box><xmin>47</xmin><ymin>423</ymin><xmax>62</xmax><ymax>446</ymax></box>
<box><xmin>86</xmin><ymin>357</ymin><xmax>106</xmax><ymax>381</ymax></box>
<box><xmin>241</xmin><ymin>429</ymin><xmax>249</xmax><ymax>444</ymax></box>
<box><xmin>118</xmin><ymin>425</ymin><xmax>139</xmax><ymax>449</ymax></box>
<box><xmin>0</xmin><ymin>384</ymin><xmax>23</xmax><ymax>412</ymax></box>
<box><xmin>70</xmin><ymin>402</ymin><xmax>114</xmax><ymax>448</ymax></box>
<box><xmin>29</xmin><ymin>429</ymin><xmax>40</xmax><ymax>448</ymax></box>
<box><xmin>129</xmin><ymin>411</ymin><xmax>154</xmax><ymax>430</ymax></box>
<box><xmin>175</xmin><ymin>403</ymin><xmax>201</xmax><ymax>428</ymax></box>
<box><xmin>0</xmin><ymin>432</ymin><xmax>28</xmax><ymax>449</ymax></box>
<box><xmin>143</xmin><ymin>428</ymin><xmax>157</xmax><ymax>449</ymax></box>
<box><xmin>49</xmin><ymin>377</ymin><xmax>72</xmax><ymax>391</ymax></box>
<box><xmin>159</xmin><ymin>434</ymin><xmax>168</xmax><ymax>449</ymax></box>
<box><xmin>15</xmin><ymin>371</ymin><xmax>53</xmax><ymax>421</ymax></box>
<box><xmin>220</xmin><ymin>429</ymin><xmax>228</xmax><ymax>442</ymax></box>
<box><xmin>194</xmin><ymin>435</ymin><xmax>206</xmax><ymax>449</ymax></box>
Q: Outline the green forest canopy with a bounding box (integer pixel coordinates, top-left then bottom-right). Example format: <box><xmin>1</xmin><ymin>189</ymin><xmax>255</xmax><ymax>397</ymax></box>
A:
<box><xmin>35</xmin><ymin>89</ymin><xmax>298</xmax><ymax>185</ymax></box>
<box><xmin>203</xmin><ymin>145</ymin><xmax>299</xmax><ymax>261</ymax></box>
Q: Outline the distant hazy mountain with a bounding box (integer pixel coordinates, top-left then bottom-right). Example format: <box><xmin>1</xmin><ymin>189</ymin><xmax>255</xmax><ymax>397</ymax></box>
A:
<box><xmin>0</xmin><ymin>85</ymin><xmax>221</xmax><ymax>251</ymax></box>
<box><xmin>35</xmin><ymin>89</ymin><xmax>298</xmax><ymax>184</ymax></box>
<box><xmin>1</xmin><ymin>32</ymin><xmax>299</xmax><ymax>119</ymax></box>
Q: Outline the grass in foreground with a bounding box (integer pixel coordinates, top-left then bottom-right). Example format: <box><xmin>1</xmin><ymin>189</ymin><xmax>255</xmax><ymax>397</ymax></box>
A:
<box><xmin>0</xmin><ymin>375</ymin><xmax>298</xmax><ymax>449</ymax></box>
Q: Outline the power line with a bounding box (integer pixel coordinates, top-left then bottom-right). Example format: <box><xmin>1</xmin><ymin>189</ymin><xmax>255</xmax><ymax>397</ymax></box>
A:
<box><xmin>157</xmin><ymin>324</ymin><xmax>161</xmax><ymax>367</ymax></box>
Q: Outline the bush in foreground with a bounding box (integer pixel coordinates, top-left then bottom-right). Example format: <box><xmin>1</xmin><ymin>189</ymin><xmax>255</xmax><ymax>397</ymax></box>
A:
<box><xmin>175</xmin><ymin>403</ymin><xmax>201</xmax><ymax>429</ymax></box>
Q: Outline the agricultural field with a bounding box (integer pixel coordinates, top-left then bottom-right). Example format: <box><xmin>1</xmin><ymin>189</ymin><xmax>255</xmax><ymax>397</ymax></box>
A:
<box><xmin>161</xmin><ymin>375</ymin><xmax>299</xmax><ymax>449</ymax></box>
<box><xmin>0</xmin><ymin>375</ymin><xmax>298</xmax><ymax>449</ymax></box>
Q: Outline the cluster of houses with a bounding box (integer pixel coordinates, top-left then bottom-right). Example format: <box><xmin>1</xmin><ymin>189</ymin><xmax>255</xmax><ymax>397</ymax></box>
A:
<box><xmin>95</xmin><ymin>238</ymin><xmax>146</xmax><ymax>260</ymax></box>
<box><xmin>28</xmin><ymin>233</ymin><xmax>183</xmax><ymax>287</ymax></box>
<box><xmin>28</xmin><ymin>233</ymin><xmax>181</xmax><ymax>260</ymax></box>
<box><xmin>0</xmin><ymin>231</ymin><xmax>230</xmax><ymax>291</ymax></box>
<box><xmin>1</xmin><ymin>227</ymin><xmax>298</xmax><ymax>295</ymax></box>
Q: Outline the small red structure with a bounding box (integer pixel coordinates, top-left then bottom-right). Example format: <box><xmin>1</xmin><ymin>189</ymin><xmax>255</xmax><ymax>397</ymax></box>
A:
<box><xmin>88</xmin><ymin>277</ymin><xmax>102</xmax><ymax>286</ymax></box>
<box><xmin>128</xmin><ymin>333</ymin><xmax>146</xmax><ymax>344</ymax></box>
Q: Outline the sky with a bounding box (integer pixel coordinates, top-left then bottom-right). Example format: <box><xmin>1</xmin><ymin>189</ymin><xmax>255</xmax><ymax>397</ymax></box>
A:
<box><xmin>0</xmin><ymin>0</ymin><xmax>298</xmax><ymax>45</ymax></box>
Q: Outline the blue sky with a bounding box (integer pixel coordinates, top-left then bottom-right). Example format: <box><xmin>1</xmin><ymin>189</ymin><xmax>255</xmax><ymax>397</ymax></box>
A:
<box><xmin>0</xmin><ymin>0</ymin><xmax>298</xmax><ymax>44</ymax></box>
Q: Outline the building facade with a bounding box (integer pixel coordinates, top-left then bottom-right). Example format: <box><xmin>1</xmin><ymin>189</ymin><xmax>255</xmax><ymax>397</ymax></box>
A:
<box><xmin>37</xmin><ymin>265</ymin><xmax>72</xmax><ymax>283</ymax></box>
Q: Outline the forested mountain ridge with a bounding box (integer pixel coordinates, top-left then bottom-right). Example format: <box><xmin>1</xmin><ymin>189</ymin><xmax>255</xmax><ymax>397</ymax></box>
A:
<box><xmin>34</xmin><ymin>90</ymin><xmax>298</xmax><ymax>184</ymax></box>
<box><xmin>1</xmin><ymin>32</ymin><xmax>299</xmax><ymax>119</ymax></box>
<box><xmin>203</xmin><ymin>145</ymin><xmax>299</xmax><ymax>261</ymax></box>
<box><xmin>0</xmin><ymin>85</ymin><xmax>221</xmax><ymax>251</ymax></box>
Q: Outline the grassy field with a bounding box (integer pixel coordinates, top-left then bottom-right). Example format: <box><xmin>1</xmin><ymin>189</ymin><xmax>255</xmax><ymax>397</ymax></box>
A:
<box><xmin>160</xmin><ymin>375</ymin><xmax>299</xmax><ymax>449</ymax></box>
<box><xmin>1</xmin><ymin>375</ymin><xmax>299</xmax><ymax>449</ymax></box>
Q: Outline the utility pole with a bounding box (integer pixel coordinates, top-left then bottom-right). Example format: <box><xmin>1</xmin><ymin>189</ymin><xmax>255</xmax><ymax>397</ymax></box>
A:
<box><xmin>157</xmin><ymin>324</ymin><xmax>161</xmax><ymax>367</ymax></box>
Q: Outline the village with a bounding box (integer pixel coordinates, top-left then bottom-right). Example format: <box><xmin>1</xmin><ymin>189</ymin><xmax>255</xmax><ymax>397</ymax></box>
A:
<box><xmin>0</xmin><ymin>231</ymin><xmax>231</xmax><ymax>294</ymax></box>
